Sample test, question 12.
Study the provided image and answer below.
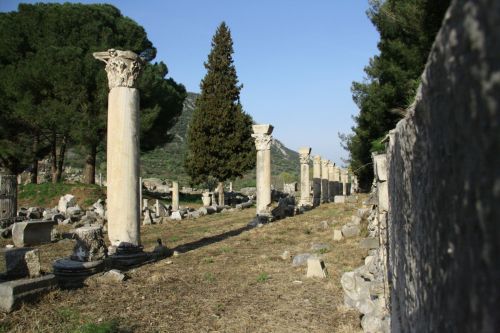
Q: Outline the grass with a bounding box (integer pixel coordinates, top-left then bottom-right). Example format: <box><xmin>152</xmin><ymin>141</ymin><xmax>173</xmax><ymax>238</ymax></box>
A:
<box><xmin>257</xmin><ymin>272</ymin><xmax>270</xmax><ymax>283</ymax></box>
<box><xmin>0</xmin><ymin>196</ymin><xmax>368</xmax><ymax>333</ymax></box>
<box><xmin>18</xmin><ymin>182</ymin><xmax>105</xmax><ymax>209</ymax></box>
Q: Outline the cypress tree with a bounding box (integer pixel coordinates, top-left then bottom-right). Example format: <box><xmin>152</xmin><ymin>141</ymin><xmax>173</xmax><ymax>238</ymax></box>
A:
<box><xmin>185</xmin><ymin>22</ymin><xmax>255</xmax><ymax>188</ymax></box>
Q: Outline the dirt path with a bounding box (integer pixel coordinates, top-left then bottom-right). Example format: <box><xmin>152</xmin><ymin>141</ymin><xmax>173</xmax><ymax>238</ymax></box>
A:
<box><xmin>1</xmin><ymin>200</ymin><xmax>367</xmax><ymax>333</ymax></box>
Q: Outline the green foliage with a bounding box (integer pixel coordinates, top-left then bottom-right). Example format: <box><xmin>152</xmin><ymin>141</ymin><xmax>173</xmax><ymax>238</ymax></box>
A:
<box><xmin>185</xmin><ymin>22</ymin><xmax>255</xmax><ymax>185</ymax></box>
<box><xmin>73</xmin><ymin>320</ymin><xmax>120</xmax><ymax>333</ymax></box>
<box><xmin>18</xmin><ymin>182</ymin><xmax>105</xmax><ymax>208</ymax></box>
<box><xmin>0</xmin><ymin>3</ymin><xmax>185</xmax><ymax>181</ymax></box>
<box><xmin>257</xmin><ymin>272</ymin><xmax>270</xmax><ymax>283</ymax></box>
<box><xmin>345</xmin><ymin>0</ymin><xmax>450</xmax><ymax>189</ymax></box>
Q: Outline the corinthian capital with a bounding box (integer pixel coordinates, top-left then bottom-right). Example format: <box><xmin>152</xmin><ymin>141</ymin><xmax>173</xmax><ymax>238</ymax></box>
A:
<box><xmin>252</xmin><ymin>134</ymin><xmax>272</xmax><ymax>150</ymax></box>
<box><xmin>93</xmin><ymin>49</ymin><xmax>144</xmax><ymax>89</ymax></box>
<box><xmin>298</xmin><ymin>147</ymin><xmax>311</xmax><ymax>164</ymax></box>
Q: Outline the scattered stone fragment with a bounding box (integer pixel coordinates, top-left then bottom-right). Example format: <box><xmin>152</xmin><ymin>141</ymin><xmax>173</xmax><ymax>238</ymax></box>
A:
<box><xmin>333</xmin><ymin>229</ymin><xmax>343</xmax><ymax>241</ymax></box>
<box><xmin>306</xmin><ymin>257</ymin><xmax>328</xmax><ymax>278</ymax></box>
<box><xmin>292</xmin><ymin>253</ymin><xmax>312</xmax><ymax>267</ymax></box>
<box><xmin>318</xmin><ymin>220</ymin><xmax>329</xmax><ymax>230</ymax></box>
<box><xmin>173</xmin><ymin>251</ymin><xmax>180</xmax><ymax>257</ymax></box>
<box><xmin>341</xmin><ymin>224</ymin><xmax>360</xmax><ymax>238</ymax></box>
<box><xmin>100</xmin><ymin>269</ymin><xmax>126</xmax><ymax>283</ymax></box>
<box><xmin>170</xmin><ymin>211</ymin><xmax>183</xmax><ymax>221</ymax></box>
<box><xmin>58</xmin><ymin>194</ymin><xmax>76</xmax><ymax>214</ymax></box>
<box><xmin>280</xmin><ymin>250</ymin><xmax>291</xmax><ymax>261</ymax></box>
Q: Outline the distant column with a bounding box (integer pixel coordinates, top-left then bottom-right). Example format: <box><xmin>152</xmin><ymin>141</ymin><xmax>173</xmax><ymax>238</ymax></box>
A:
<box><xmin>298</xmin><ymin>147</ymin><xmax>312</xmax><ymax>207</ymax></box>
<box><xmin>328</xmin><ymin>162</ymin><xmax>335</xmax><ymax>202</ymax></box>
<box><xmin>252</xmin><ymin>124</ymin><xmax>274</xmax><ymax>215</ymax></box>
<box><xmin>341</xmin><ymin>169</ymin><xmax>348</xmax><ymax>195</ymax></box>
<box><xmin>171</xmin><ymin>181</ymin><xmax>179</xmax><ymax>211</ymax></box>
<box><xmin>312</xmin><ymin>156</ymin><xmax>321</xmax><ymax>206</ymax></box>
<box><xmin>321</xmin><ymin>159</ymin><xmax>329</xmax><ymax>203</ymax></box>
<box><xmin>93</xmin><ymin>49</ymin><xmax>143</xmax><ymax>249</ymax></box>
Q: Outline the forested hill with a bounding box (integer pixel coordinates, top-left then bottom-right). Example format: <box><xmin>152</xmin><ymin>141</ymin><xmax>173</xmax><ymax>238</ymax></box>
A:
<box><xmin>140</xmin><ymin>92</ymin><xmax>300</xmax><ymax>187</ymax></box>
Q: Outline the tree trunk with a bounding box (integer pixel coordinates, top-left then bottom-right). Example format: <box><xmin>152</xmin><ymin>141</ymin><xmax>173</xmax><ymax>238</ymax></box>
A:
<box><xmin>0</xmin><ymin>174</ymin><xmax>17</xmax><ymax>219</ymax></box>
<box><xmin>83</xmin><ymin>144</ymin><xmax>96</xmax><ymax>184</ymax></box>
<box><xmin>55</xmin><ymin>135</ymin><xmax>67</xmax><ymax>183</ymax></box>
<box><xmin>51</xmin><ymin>133</ymin><xmax>58</xmax><ymax>183</ymax></box>
<box><xmin>30</xmin><ymin>135</ymin><xmax>38</xmax><ymax>184</ymax></box>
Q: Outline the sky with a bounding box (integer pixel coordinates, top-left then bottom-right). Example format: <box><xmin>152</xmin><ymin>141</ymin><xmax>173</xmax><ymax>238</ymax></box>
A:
<box><xmin>0</xmin><ymin>0</ymin><xmax>380</xmax><ymax>166</ymax></box>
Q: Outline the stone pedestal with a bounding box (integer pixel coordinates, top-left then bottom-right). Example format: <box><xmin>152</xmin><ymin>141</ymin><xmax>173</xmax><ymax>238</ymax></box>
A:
<box><xmin>298</xmin><ymin>147</ymin><xmax>312</xmax><ymax>207</ymax></box>
<box><xmin>12</xmin><ymin>220</ymin><xmax>57</xmax><ymax>247</ymax></box>
<box><xmin>53</xmin><ymin>226</ymin><xmax>107</xmax><ymax>288</ymax></box>
<box><xmin>321</xmin><ymin>159</ymin><xmax>329</xmax><ymax>203</ymax></box>
<box><xmin>171</xmin><ymin>181</ymin><xmax>179</xmax><ymax>211</ymax></box>
<box><xmin>252</xmin><ymin>124</ymin><xmax>273</xmax><ymax>216</ymax></box>
<box><xmin>312</xmin><ymin>155</ymin><xmax>322</xmax><ymax>206</ymax></box>
<box><xmin>217</xmin><ymin>182</ymin><xmax>225</xmax><ymax>207</ymax></box>
<box><xmin>94</xmin><ymin>49</ymin><xmax>143</xmax><ymax>249</ymax></box>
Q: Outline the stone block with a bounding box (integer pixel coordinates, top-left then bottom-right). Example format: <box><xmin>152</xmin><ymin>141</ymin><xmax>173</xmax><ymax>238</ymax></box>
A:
<box><xmin>306</xmin><ymin>257</ymin><xmax>328</xmax><ymax>278</ymax></box>
<box><xmin>341</xmin><ymin>224</ymin><xmax>360</xmax><ymax>238</ymax></box>
<box><xmin>12</xmin><ymin>220</ymin><xmax>57</xmax><ymax>247</ymax></box>
<box><xmin>334</xmin><ymin>195</ymin><xmax>345</xmax><ymax>203</ymax></box>
<box><xmin>333</xmin><ymin>229</ymin><xmax>343</xmax><ymax>241</ymax></box>
<box><xmin>58</xmin><ymin>194</ymin><xmax>76</xmax><ymax>214</ymax></box>
<box><xmin>170</xmin><ymin>211</ymin><xmax>183</xmax><ymax>221</ymax></box>
<box><xmin>1</xmin><ymin>248</ymin><xmax>41</xmax><ymax>279</ymax></box>
<box><xmin>292</xmin><ymin>253</ymin><xmax>312</xmax><ymax>267</ymax></box>
<box><xmin>0</xmin><ymin>274</ymin><xmax>57</xmax><ymax>312</ymax></box>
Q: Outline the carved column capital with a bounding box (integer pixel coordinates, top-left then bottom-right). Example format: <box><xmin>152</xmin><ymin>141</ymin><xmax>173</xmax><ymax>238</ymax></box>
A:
<box><xmin>313</xmin><ymin>155</ymin><xmax>321</xmax><ymax>165</ymax></box>
<box><xmin>298</xmin><ymin>147</ymin><xmax>311</xmax><ymax>164</ymax></box>
<box><xmin>93</xmin><ymin>49</ymin><xmax>144</xmax><ymax>89</ymax></box>
<box><xmin>252</xmin><ymin>134</ymin><xmax>272</xmax><ymax>151</ymax></box>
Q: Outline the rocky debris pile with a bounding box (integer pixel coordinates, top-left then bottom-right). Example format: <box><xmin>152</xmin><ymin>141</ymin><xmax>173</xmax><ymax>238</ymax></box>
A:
<box><xmin>340</xmin><ymin>154</ymin><xmax>390</xmax><ymax>333</ymax></box>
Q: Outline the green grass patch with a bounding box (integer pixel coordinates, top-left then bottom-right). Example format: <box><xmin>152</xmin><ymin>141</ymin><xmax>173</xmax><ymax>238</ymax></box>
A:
<box><xmin>18</xmin><ymin>182</ymin><xmax>105</xmax><ymax>208</ymax></box>
<box><xmin>73</xmin><ymin>320</ymin><xmax>120</xmax><ymax>333</ymax></box>
<box><xmin>257</xmin><ymin>272</ymin><xmax>270</xmax><ymax>283</ymax></box>
<box><xmin>203</xmin><ymin>272</ymin><xmax>215</xmax><ymax>283</ymax></box>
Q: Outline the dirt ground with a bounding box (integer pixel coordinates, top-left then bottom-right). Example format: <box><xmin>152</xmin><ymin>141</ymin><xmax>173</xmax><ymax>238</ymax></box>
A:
<box><xmin>0</xmin><ymin>198</ymin><xmax>368</xmax><ymax>333</ymax></box>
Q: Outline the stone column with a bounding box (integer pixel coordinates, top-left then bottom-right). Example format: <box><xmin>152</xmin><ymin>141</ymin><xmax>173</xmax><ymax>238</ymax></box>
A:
<box><xmin>312</xmin><ymin>155</ymin><xmax>322</xmax><ymax>206</ymax></box>
<box><xmin>328</xmin><ymin>162</ymin><xmax>336</xmax><ymax>202</ymax></box>
<box><xmin>217</xmin><ymin>181</ymin><xmax>224</xmax><ymax>207</ymax></box>
<box><xmin>171</xmin><ymin>181</ymin><xmax>179</xmax><ymax>211</ymax></box>
<box><xmin>298</xmin><ymin>147</ymin><xmax>312</xmax><ymax>207</ymax></box>
<box><xmin>321</xmin><ymin>159</ymin><xmax>329</xmax><ymax>203</ymax></box>
<box><xmin>252</xmin><ymin>124</ymin><xmax>273</xmax><ymax>216</ymax></box>
<box><xmin>94</xmin><ymin>49</ymin><xmax>143</xmax><ymax>249</ymax></box>
<box><xmin>341</xmin><ymin>169</ymin><xmax>348</xmax><ymax>195</ymax></box>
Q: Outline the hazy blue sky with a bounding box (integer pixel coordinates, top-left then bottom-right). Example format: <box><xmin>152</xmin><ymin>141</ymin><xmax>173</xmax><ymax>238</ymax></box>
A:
<box><xmin>0</xmin><ymin>0</ymin><xmax>379</xmax><ymax>166</ymax></box>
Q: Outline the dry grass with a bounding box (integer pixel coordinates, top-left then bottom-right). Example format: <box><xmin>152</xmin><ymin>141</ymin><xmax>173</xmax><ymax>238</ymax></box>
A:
<box><xmin>0</xmin><ymin>197</ymin><xmax>368</xmax><ymax>333</ymax></box>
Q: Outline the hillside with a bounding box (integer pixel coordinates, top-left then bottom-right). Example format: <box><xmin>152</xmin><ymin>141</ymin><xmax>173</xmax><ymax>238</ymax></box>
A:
<box><xmin>141</xmin><ymin>92</ymin><xmax>300</xmax><ymax>188</ymax></box>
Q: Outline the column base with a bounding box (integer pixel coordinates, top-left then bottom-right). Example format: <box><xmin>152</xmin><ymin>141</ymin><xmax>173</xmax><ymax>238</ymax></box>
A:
<box><xmin>53</xmin><ymin>258</ymin><xmax>105</xmax><ymax>288</ymax></box>
<box><xmin>108</xmin><ymin>244</ymin><xmax>152</xmax><ymax>269</ymax></box>
<box><xmin>247</xmin><ymin>213</ymin><xmax>273</xmax><ymax>227</ymax></box>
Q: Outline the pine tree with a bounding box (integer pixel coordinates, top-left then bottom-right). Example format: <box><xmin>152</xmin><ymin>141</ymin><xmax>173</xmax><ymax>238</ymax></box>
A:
<box><xmin>185</xmin><ymin>22</ymin><xmax>255</xmax><ymax>188</ymax></box>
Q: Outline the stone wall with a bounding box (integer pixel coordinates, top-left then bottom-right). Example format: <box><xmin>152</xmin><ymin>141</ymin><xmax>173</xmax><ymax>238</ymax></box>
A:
<box><xmin>386</xmin><ymin>0</ymin><xmax>500</xmax><ymax>331</ymax></box>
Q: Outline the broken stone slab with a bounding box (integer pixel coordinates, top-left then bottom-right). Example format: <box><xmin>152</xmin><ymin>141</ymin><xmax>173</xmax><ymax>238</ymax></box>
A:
<box><xmin>341</xmin><ymin>224</ymin><xmax>360</xmax><ymax>238</ymax></box>
<box><xmin>334</xmin><ymin>195</ymin><xmax>346</xmax><ymax>203</ymax></box>
<box><xmin>306</xmin><ymin>257</ymin><xmax>328</xmax><ymax>278</ymax></box>
<box><xmin>98</xmin><ymin>269</ymin><xmax>126</xmax><ymax>283</ymax></box>
<box><xmin>333</xmin><ymin>229</ymin><xmax>343</xmax><ymax>241</ymax></box>
<box><xmin>0</xmin><ymin>274</ymin><xmax>57</xmax><ymax>312</ymax></box>
<box><xmin>187</xmin><ymin>211</ymin><xmax>200</xmax><ymax>219</ymax></box>
<box><xmin>359</xmin><ymin>237</ymin><xmax>379</xmax><ymax>250</ymax></box>
<box><xmin>92</xmin><ymin>199</ymin><xmax>106</xmax><ymax>217</ymax></box>
<box><xmin>58</xmin><ymin>194</ymin><xmax>76</xmax><ymax>214</ymax></box>
<box><xmin>292</xmin><ymin>253</ymin><xmax>312</xmax><ymax>267</ymax></box>
<box><xmin>12</xmin><ymin>220</ymin><xmax>57</xmax><ymax>247</ymax></box>
<box><xmin>170</xmin><ymin>211</ymin><xmax>183</xmax><ymax>221</ymax></box>
<box><xmin>235</xmin><ymin>200</ymin><xmax>253</xmax><ymax>210</ymax></box>
<box><xmin>71</xmin><ymin>226</ymin><xmax>107</xmax><ymax>262</ymax></box>
<box><xmin>1</xmin><ymin>248</ymin><xmax>41</xmax><ymax>279</ymax></box>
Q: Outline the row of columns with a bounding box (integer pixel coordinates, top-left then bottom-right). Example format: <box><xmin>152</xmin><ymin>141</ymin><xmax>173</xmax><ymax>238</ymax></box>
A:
<box><xmin>298</xmin><ymin>148</ymin><xmax>353</xmax><ymax>207</ymax></box>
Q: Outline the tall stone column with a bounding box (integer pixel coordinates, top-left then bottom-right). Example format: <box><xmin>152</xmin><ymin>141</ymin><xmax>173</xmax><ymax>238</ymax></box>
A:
<box><xmin>252</xmin><ymin>124</ymin><xmax>273</xmax><ymax>216</ymax></box>
<box><xmin>171</xmin><ymin>181</ymin><xmax>179</xmax><ymax>211</ymax></box>
<box><xmin>298</xmin><ymin>147</ymin><xmax>312</xmax><ymax>207</ymax></box>
<box><xmin>321</xmin><ymin>159</ymin><xmax>329</xmax><ymax>203</ymax></box>
<box><xmin>94</xmin><ymin>49</ymin><xmax>143</xmax><ymax>249</ymax></box>
<box><xmin>312</xmin><ymin>155</ymin><xmax>322</xmax><ymax>206</ymax></box>
<box><xmin>341</xmin><ymin>169</ymin><xmax>348</xmax><ymax>196</ymax></box>
<box><xmin>328</xmin><ymin>162</ymin><xmax>336</xmax><ymax>202</ymax></box>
